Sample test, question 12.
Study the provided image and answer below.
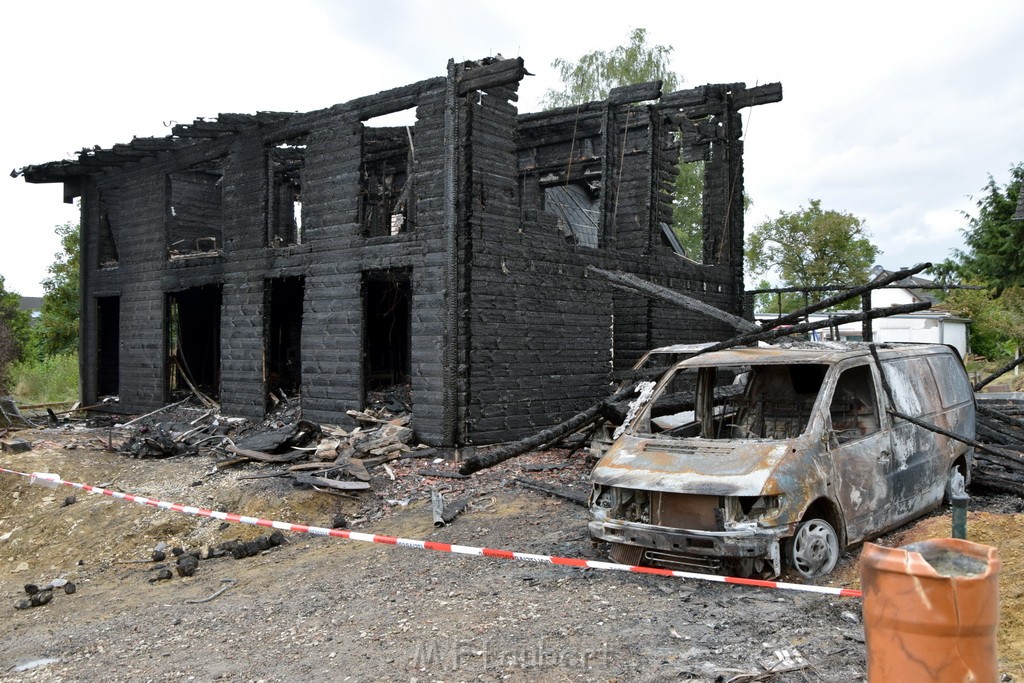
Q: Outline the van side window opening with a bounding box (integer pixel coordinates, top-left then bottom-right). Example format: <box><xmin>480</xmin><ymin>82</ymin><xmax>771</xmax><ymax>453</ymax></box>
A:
<box><xmin>728</xmin><ymin>364</ymin><xmax>825</xmax><ymax>440</ymax></box>
<box><xmin>829</xmin><ymin>365</ymin><xmax>880</xmax><ymax>443</ymax></box>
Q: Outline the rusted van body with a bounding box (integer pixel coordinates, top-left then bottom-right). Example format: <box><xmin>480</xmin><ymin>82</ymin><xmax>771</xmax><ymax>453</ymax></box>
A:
<box><xmin>588</xmin><ymin>343</ymin><xmax>975</xmax><ymax>579</ymax></box>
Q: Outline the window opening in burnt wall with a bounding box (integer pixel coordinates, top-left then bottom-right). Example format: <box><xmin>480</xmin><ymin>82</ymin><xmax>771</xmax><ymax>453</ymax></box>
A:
<box><xmin>359</xmin><ymin>117</ymin><xmax>415</xmax><ymax>237</ymax></box>
<box><xmin>543</xmin><ymin>180</ymin><xmax>600</xmax><ymax>247</ymax></box>
<box><xmin>363</xmin><ymin>270</ymin><xmax>411</xmax><ymax>408</ymax></box>
<box><xmin>166</xmin><ymin>285</ymin><xmax>222</xmax><ymax>401</ymax></box>
<box><xmin>518</xmin><ymin>122</ymin><xmax>603</xmax><ymax>248</ymax></box>
<box><xmin>268</xmin><ymin>134</ymin><xmax>307</xmax><ymax>247</ymax></box>
<box><xmin>96</xmin><ymin>296</ymin><xmax>120</xmax><ymax>397</ymax></box>
<box><xmin>661</xmin><ymin>112</ymin><xmax>715</xmax><ymax>262</ymax></box>
<box><xmin>266</xmin><ymin>276</ymin><xmax>304</xmax><ymax>407</ymax></box>
<box><xmin>97</xmin><ymin>190</ymin><xmax>120</xmax><ymax>268</ymax></box>
<box><xmin>167</xmin><ymin>158</ymin><xmax>224</xmax><ymax>257</ymax></box>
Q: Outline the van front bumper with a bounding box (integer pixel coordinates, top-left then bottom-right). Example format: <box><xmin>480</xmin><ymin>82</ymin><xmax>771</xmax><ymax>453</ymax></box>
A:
<box><xmin>589</xmin><ymin>519</ymin><xmax>786</xmax><ymax>575</ymax></box>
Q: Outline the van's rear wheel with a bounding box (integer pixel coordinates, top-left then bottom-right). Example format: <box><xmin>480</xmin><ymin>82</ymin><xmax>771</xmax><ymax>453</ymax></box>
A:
<box><xmin>786</xmin><ymin>518</ymin><xmax>839</xmax><ymax>579</ymax></box>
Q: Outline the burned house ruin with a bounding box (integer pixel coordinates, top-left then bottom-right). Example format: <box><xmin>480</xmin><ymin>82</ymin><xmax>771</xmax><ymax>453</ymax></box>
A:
<box><xmin>17</xmin><ymin>57</ymin><xmax>781</xmax><ymax>448</ymax></box>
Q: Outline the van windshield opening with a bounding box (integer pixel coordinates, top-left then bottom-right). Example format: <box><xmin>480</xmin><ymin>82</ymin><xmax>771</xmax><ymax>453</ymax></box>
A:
<box><xmin>636</xmin><ymin>363</ymin><xmax>828</xmax><ymax>440</ymax></box>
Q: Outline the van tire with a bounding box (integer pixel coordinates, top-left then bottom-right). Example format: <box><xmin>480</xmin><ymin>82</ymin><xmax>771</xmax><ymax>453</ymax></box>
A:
<box><xmin>786</xmin><ymin>518</ymin><xmax>839</xmax><ymax>579</ymax></box>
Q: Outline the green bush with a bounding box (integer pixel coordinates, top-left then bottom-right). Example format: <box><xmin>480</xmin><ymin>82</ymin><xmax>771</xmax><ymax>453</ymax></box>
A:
<box><xmin>9</xmin><ymin>353</ymin><xmax>79</xmax><ymax>405</ymax></box>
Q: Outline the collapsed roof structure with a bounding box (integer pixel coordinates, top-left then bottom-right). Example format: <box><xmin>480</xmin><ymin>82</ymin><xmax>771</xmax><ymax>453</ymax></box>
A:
<box><xmin>16</xmin><ymin>57</ymin><xmax>781</xmax><ymax>448</ymax></box>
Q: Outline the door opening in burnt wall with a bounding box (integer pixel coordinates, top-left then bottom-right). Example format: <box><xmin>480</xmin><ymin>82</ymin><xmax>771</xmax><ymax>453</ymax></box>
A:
<box><xmin>266</xmin><ymin>276</ymin><xmax>304</xmax><ymax>407</ymax></box>
<box><xmin>363</xmin><ymin>269</ymin><xmax>411</xmax><ymax>411</ymax></box>
<box><xmin>166</xmin><ymin>285</ymin><xmax>222</xmax><ymax>401</ymax></box>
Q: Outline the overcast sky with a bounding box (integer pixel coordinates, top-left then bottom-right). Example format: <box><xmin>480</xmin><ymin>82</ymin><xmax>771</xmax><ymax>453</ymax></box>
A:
<box><xmin>3</xmin><ymin>0</ymin><xmax>1022</xmax><ymax>295</ymax></box>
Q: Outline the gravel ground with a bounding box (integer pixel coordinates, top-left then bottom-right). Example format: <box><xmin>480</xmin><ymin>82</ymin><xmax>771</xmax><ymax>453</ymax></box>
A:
<box><xmin>0</xmin><ymin>426</ymin><xmax>1015</xmax><ymax>681</ymax></box>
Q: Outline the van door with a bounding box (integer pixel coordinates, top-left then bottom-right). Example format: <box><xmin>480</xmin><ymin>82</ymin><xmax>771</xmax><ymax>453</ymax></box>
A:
<box><xmin>879</xmin><ymin>357</ymin><xmax>944</xmax><ymax>522</ymax></box>
<box><xmin>827</xmin><ymin>364</ymin><xmax>891</xmax><ymax>542</ymax></box>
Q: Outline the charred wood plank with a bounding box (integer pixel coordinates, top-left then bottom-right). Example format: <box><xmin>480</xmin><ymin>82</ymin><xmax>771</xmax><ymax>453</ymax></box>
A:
<box><xmin>978</xmin><ymin>404</ymin><xmax>1024</xmax><ymax>433</ymax></box>
<box><xmin>971</xmin><ymin>466</ymin><xmax>1024</xmax><ymax>496</ymax></box>
<box><xmin>587</xmin><ymin>267</ymin><xmax>757</xmax><ymax>333</ymax></box>
<box><xmin>513</xmin><ymin>477</ymin><xmax>588</xmax><ymax>506</ymax></box>
<box><xmin>973</xmin><ymin>355</ymin><xmax>1024</xmax><ymax>392</ymax></box>
<box><xmin>696</xmin><ymin>302</ymin><xmax>931</xmax><ymax>358</ymax></box>
<box><xmin>977</xmin><ymin>420</ymin><xmax>1024</xmax><ymax>446</ymax></box>
<box><xmin>418</xmin><ymin>469</ymin><xmax>470</xmax><ymax>480</ymax></box>
<box><xmin>459</xmin><ymin>384</ymin><xmax>636</xmax><ymax>475</ymax></box>
<box><xmin>608</xmin><ymin>81</ymin><xmax>662</xmax><ymax>104</ymax></box>
<box><xmin>129</xmin><ymin>137</ymin><xmax>188</xmax><ymax>152</ymax></box>
<box><xmin>731</xmin><ymin>82</ymin><xmax>784</xmax><ymax>109</ymax></box>
<box><xmin>457</xmin><ymin>57</ymin><xmax>525</xmax><ymax>95</ymax></box>
<box><xmin>974</xmin><ymin>447</ymin><xmax>1024</xmax><ymax>471</ymax></box>
<box><xmin>225</xmin><ymin>445</ymin><xmax>306</xmax><ymax>463</ymax></box>
<box><xmin>759</xmin><ymin>263</ymin><xmax>932</xmax><ymax>332</ymax></box>
<box><xmin>517</xmin><ymin>103</ymin><xmax>606</xmax><ymax>127</ymax></box>
<box><xmin>293</xmin><ymin>474</ymin><xmax>371</xmax><ymax>491</ymax></box>
<box><xmin>659</xmin><ymin>85</ymin><xmax>712</xmax><ymax>109</ymax></box>
<box><xmin>441</xmin><ymin>496</ymin><xmax>470</xmax><ymax>524</ymax></box>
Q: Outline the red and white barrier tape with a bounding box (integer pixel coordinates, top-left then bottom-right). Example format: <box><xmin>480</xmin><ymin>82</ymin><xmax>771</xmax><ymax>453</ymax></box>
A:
<box><xmin>0</xmin><ymin>467</ymin><xmax>862</xmax><ymax>598</ymax></box>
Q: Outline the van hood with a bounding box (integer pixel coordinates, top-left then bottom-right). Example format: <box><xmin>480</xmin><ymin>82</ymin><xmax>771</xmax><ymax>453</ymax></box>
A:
<box><xmin>591</xmin><ymin>434</ymin><xmax>791</xmax><ymax>496</ymax></box>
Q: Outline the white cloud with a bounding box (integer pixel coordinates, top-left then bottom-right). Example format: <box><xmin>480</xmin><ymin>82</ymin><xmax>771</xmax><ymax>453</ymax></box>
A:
<box><xmin>3</xmin><ymin>0</ymin><xmax>1023</xmax><ymax>295</ymax></box>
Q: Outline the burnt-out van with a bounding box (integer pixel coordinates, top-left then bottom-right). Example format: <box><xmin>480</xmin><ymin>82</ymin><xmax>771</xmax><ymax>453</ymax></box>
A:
<box><xmin>588</xmin><ymin>342</ymin><xmax>975</xmax><ymax>579</ymax></box>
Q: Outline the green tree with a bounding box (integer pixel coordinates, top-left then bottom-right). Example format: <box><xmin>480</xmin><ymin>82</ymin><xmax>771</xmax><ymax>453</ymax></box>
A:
<box><xmin>541</xmin><ymin>28</ymin><xmax>678</xmax><ymax>108</ymax></box>
<box><xmin>941</xmin><ymin>163</ymin><xmax>1024</xmax><ymax>295</ymax></box>
<box><xmin>932</xmin><ymin>164</ymin><xmax>1024</xmax><ymax>362</ymax></box>
<box><xmin>944</xmin><ymin>285</ymin><xmax>1024</xmax><ymax>361</ymax></box>
<box><xmin>35</xmin><ymin>222</ymin><xmax>80</xmax><ymax>356</ymax></box>
<box><xmin>746</xmin><ymin>199</ymin><xmax>880</xmax><ymax>310</ymax></box>
<box><xmin>541</xmin><ymin>28</ymin><xmax>708</xmax><ymax>258</ymax></box>
<box><xmin>0</xmin><ymin>275</ymin><xmax>32</xmax><ymax>391</ymax></box>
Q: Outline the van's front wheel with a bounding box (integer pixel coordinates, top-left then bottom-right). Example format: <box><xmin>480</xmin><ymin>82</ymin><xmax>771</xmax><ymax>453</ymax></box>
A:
<box><xmin>786</xmin><ymin>518</ymin><xmax>839</xmax><ymax>579</ymax></box>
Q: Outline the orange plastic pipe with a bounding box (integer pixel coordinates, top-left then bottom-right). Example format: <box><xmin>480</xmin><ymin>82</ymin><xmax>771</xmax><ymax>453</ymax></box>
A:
<box><xmin>860</xmin><ymin>539</ymin><xmax>1000</xmax><ymax>682</ymax></box>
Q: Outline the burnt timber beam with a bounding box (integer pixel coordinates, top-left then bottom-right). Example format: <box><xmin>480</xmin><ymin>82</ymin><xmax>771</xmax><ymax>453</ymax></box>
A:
<box><xmin>456</xmin><ymin>57</ymin><xmax>526</xmax><ymax>95</ymax></box>
<box><xmin>517</xmin><ymin>102</ymin><xmax>606</xmax><ymax>126</ymax></box>
<box><xmin>974</xmin><ymin>355</ymin><xmax>1024</xmax><ymax>391</ymax></box>
<box><xmin>608</xmin><ymin>80</ymin><xmax>662</xmax><ymax>105</ymax></box>
<box><xmin>129</xmin><ymin>137</ymin><xmax>189</xmax><ymax>152</ymax></box>
<box><xmin>16</xmin><ymin>161</ymin><xmax>86</xmax><ymax>183</ymax></box>
<box><xmin>732</xmin><ymin>82</ymin><xmax>784</xmax><ymax>109</ymax></box>
<box><xmin>759</xmin><ymin>263</ymin><xmax>932</xmax><ymax>331</ymax></box>
<box><xmin>697</xmin><ymin>302</ymin><xmax>932</xmax><ymax>357</ymax></box>
<box><xmin>587</xmin><ymin>266</ymin><xmax>758</xmax><ymax>333</ymax></box>
<box><xmin>459</xmin><ymin>384</ymin><xmax>637</xmax><ymax>476</ymax></box>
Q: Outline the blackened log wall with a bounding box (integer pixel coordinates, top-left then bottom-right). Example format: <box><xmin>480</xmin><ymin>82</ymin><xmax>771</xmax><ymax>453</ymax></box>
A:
<box><xmin>77</xmin><ymin>76</ymin><xmax>455</xmax><ymax>444</ymax></box>
<box><xmin>34</xmin><ymin>61</ymin><xmax>770</xmax><ymax>448</ymax></box>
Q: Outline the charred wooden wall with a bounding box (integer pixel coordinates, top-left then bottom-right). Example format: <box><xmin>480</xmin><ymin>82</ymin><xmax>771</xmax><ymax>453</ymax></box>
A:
<box><xmin>76</xmin><ymin>75</ymin><xmax>457</xmax><ymax>444</ymax></box>
<box><xmin>459</xmin><ymin>85</ymin><xmax>748</xmax><ymax>443</ymax></box>
<box><xmin>29</xmin><ymin>60</ymin><xmax>775</xmax><ymax>448</ymax></box>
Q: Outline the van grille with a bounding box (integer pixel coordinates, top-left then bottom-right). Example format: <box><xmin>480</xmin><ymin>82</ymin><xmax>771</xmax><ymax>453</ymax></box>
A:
<box><xmin>650</xmin><ymin>492</ymin><xmax>722</xmax><ymax>530</ymax></box>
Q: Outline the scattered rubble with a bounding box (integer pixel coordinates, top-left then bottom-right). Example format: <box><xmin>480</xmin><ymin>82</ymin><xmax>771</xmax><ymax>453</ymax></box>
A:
<box><xmin>1</xmin><ymin>437</ymin><xmax>32</xmax><ymax>453</ymax></box>
<box><xmin>13</xmin><ymin>579</ymin><xmax>76</xmax><ymax>610</ymax></box>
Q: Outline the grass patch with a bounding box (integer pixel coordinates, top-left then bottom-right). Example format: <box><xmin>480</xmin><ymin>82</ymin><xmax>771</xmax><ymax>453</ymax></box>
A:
<box><xmin>10</xmin><ymin>352</ymin><xmax>79</xmax><ymax>405</ymax></box>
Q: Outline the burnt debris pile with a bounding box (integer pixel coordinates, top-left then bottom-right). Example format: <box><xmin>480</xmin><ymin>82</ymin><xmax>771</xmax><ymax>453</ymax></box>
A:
<box><xmin>972</xmin><ymin>355</ymin><xmax>1024</xmax><ymax>495</ymax></box>
<box><xmin>109</xmin><ymin>397</ymin><xmax>434</xmax><ymax>493</ymax></box>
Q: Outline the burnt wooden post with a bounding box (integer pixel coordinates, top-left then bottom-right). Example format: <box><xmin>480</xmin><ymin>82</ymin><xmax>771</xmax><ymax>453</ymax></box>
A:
<box><xmin>862</xmin><ymin>291</ymin><xmax>873</xmax><ymax>342</ymax></box>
